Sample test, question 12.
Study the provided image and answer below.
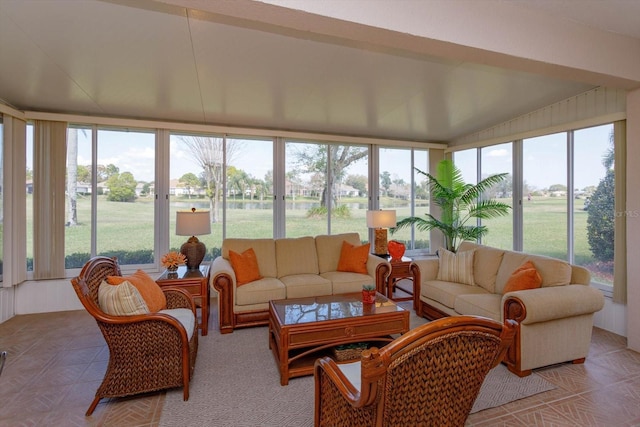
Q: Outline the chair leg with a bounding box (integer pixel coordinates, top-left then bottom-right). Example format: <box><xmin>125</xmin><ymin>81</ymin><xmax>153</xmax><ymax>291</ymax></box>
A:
<box><xmin>86</xmin><ymin>396</ymin><xmax>101</xmax><ymax>416</ymax></box>
<box><xmin>183</xmin><ymin>382</ymin><xmax>189</xmax><ymax>401</ymax></box>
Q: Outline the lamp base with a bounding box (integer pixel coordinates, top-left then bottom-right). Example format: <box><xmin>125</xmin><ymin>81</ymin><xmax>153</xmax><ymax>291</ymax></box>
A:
<box><xmin>180</xmin><ymin>236</ymin><xmax>206</xmax><ymax>270</ymax></box>
<box><xmin>373</xmin><ymin>228</ymin><xmax>388</xmax><ymax>256</ymax></box>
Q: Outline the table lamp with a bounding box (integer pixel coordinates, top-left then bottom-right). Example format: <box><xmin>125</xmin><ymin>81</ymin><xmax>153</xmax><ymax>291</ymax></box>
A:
<box><xmin>366</xmin><ymin>209</ymin><xmax>397</xmax><ymax>256</ymax></box>
<box><xmin>176</xmin><ymin>208</ymin><xmax>211</xmax><ymax>270</ymax></box>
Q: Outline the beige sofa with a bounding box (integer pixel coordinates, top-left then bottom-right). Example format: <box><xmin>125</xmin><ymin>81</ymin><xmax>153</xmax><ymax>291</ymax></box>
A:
<box><xmin>412</xmin><ymin>241</ymin><xmax>605</xmax><ymax>377</ymax></box>
<box><xmin>210</xmin><ymin>233</ymin><xmax>390</xmax><ymax>334</ymax></box>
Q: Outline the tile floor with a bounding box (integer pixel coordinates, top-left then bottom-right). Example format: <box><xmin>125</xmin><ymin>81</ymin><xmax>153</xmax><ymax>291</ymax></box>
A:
<box><xmin>1</xmin><ymin>303</ymin><xmax>640</xmax><ymax>426</ymax></box>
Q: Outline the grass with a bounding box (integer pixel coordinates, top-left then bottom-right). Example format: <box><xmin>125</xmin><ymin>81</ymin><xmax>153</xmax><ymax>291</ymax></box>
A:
<box><xmin>24</xmin><ymin>194</ymin><xmax>611</xmax><ymax>284</ymax></box>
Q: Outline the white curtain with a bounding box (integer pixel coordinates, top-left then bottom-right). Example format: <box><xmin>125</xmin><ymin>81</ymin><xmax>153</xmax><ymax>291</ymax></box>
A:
<box><xmin>33</xmin><ymin>120</ymin><xmax>67</xmax><ymax>279</ymax></box>
<box><xmin>2</xmin><ymin>116</ymin><xmax>27</xmax><ymax>287</ymax></box>
<box><xmin>613</xmin><ymin>120</ymin><xmax>627</xmax><ymax>304</ymax></box>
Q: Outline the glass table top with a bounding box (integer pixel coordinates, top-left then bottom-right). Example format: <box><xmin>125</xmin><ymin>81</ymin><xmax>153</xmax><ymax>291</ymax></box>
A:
<box><xmin>271</xmin><ymin>293</ymin><xmax>405</xmax><ymax>326</ymax></box>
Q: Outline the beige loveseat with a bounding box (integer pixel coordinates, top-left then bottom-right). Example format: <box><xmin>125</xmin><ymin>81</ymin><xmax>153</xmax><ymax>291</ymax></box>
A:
<box><xmin>210</xmin><ymin>233</ymin><xmax>390</xmax><ymax>334</ymax></box>
<box><xmin>412</xmin><ymin>241</ymin><xmax>605</xmax><ymax>377</ymax></box>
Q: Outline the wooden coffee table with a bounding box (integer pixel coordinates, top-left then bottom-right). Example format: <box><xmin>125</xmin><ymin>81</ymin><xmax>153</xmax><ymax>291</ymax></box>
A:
<box><xmin>268</xmin><ymin>292</ymin><xmax>410</xmax><ymax>385</ymax></box>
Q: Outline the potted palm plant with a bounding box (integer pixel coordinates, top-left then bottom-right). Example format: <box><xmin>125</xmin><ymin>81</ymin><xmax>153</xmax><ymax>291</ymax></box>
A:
<box><xmin>392</xmin><ymin>159</ymin><xmax>511</xmax><ymax>253</ymax></box>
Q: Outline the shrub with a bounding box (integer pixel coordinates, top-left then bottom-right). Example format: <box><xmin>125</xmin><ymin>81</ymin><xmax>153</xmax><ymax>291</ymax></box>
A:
<box><xmin>306</xmin><ymin>205</ymin><xmax>351</xmax><ymax>219</ymax></box>
<box><xmin>586</xmin><ymin>169</ymin><xmax>614</xmax><ymax>262</ymax></box>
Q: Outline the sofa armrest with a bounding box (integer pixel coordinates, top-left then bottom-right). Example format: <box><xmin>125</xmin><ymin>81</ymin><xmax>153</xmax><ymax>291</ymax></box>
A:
<box><xmin>503</xmin><ymin>284</ymin><xmax>604</xmax><ymax>325</ymax></box>
<box><xmin>211</xmin><ymin>256</ymin><xmax>236</xmax><ymax>284</ymax></box>
<box><xmin>210</xmin><ymin>256</ymin><xmax>237</xmax><ymax>334</ymax></box>
<box><xmin>367</xmin><ymin>255</ymin><xmax>390</xmax><ymax>293</ymax></box>
<box><xmin>366</xmin><ymin>254</ymin><xmax>387</xmax><ymax>278</ymax></box>
<box><xmin>412</xmin><ymin>258</ymin><xmax>438</xmax><ymax>281</ymax></box>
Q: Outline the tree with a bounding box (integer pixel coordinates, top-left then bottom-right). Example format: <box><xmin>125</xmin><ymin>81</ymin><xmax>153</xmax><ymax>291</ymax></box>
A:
<box><xmin>294</xmin><ymin>145</ymin><xmax>367</xmax><ymax>208</ymax></box>
<box><xmin>76</xmin><ymin>165</ymin><xmax>91</xmax><ymax>183</ymax></box>
<box><xmin>179</xmin><ymin>172</ymin><xmax>200</xmax><ymax>199</ymax></box>
<box><xmin>227</xmin><ymin>167</ymin><xmax>250</xmax><ymax>200</ymax></box>
<box><xmin>548</xmin><ymin>184</ymin><xmax>567</xmax><ymax>192</ymax></box>
<box><xmin>586</xmin><ymin>130</ymin><xmax>615</xmax><ymax>263</ymax></box>
<box><xmin>345</xmin><ymin>174</ymin><xmax>367</xmax><ymax>196</ymax></box>
<box><xmin>97</xmin><ymin>164</ymin><xmax>119</xmax><ymax>182</ymax></box>
<box><xmin>178</xmin><ymin>136</ymin><xmax>243</xmax><ymax>223</ymax></box>
<box><xmin>380</xmin><ymin>171</ymin><xmax>391</xmax><ymax>197</ymax></box>
<box><xmin>67</xmin><ymin>128</ymin><xmax>79</xmax><ymax>226</ymax></box>
<box><xmin>392</xmin><ymin>159</ymin><xmax>511</xmax><ymax>252</ymax></box>
<box><xmin>106</xmin><ymin>172</ymin><xmax>137</xmax><ymax>202</ymax></box>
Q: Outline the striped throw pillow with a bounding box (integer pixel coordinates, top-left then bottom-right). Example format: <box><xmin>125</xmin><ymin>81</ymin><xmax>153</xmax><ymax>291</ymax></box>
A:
<box><xmin>98</xmin><ymin>280</ymin><xmax>150</xmax><ymax>316</ymax></box>
<box><xmin>436</xmin><ymin>247</ymin><xmax>475</xmax><ymax>286</ymax></box>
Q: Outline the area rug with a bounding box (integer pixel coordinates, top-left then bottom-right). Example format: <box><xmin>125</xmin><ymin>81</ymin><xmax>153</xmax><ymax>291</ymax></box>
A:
<box><xmin>159</xmin><ymin>308</ymin><xmax>555</xmax><ymax>426</ymax></box>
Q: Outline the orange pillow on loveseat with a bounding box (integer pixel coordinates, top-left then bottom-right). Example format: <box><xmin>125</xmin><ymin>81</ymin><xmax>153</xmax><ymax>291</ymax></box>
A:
<box><xmin>502</xmin><ymin>260</ymin><xmax>542</xmax><ymax>294</ymax></box>
<box><xmin>337</xmin><ymin>240</ymin><xmax>369</xmax><ymax>274</ymax></box>
<box><xmin>229</xmin><ymin>248</ymin><xmax>263</xmax><ymax>286</ymax></box>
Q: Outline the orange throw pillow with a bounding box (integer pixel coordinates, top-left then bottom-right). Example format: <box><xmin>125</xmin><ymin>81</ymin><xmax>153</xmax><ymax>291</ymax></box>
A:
<box><xmin>503</xmin><ymin>261</ymin><xmax>542</xmax><ymax>294</ymax></box>
<box><xmin>337</xmin><ymin>241</ymin><xmax>369</xmax><ymax>274</ymax></box>
<box><xmin>107</xmin><ymin>270</ymin><xmax>167</xmax><ymax>312</ymax></box>
<box><xmin>229</xmin><ymin>248</ymin><xmax>263</xmax><ymax>286</ymax></box>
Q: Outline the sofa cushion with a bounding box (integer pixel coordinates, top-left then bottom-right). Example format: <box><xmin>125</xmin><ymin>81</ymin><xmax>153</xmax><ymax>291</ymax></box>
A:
<box><xmin>316</xmin><ymin>233</ymin><xmax>362</xmax><ymax>273</ymax></box>
<box><xmin>453</xmin><ymin>294</ymin><xmax>502</xmax><ymax>321</ymax></box>
<box><xmin>280</xmin><ymin>274</ymin><xmax>332</xmax><ymax>298</ymax></box>
<box><xmin>98</xmin><ymin>280</ymin><xmax>150</xmax><ymax>316</ymax></box>
<box><xmin>158</xmin><ymin>308</ymin><xmax>195</xmax><ymax>340</ymax></box>
<box><xmin>229</xmin><ymin>248</ymin><xmax>262</xmax><ymax>286</ymax></box>
<box><xmin>276</xmin><ymin>236</ymin><xmax>319</xmax><ymax>277</ymax></box>
<box><xmin>503</xmin><ymin>261</ymin><xmax>542</xmax><ymax>294</ymax></box>
<box><xmin>527</xmin><ymin>255</ymin><xmax>572</xmax><ymax>287</ymax></box>
<box><xmin>459</xmin><ymin>242</ymin><xmax>504</xmax><ymax>293</ymax></box>
<box><xmin>235</xmin><ymin>277</ymin><xmax>286</xmax><ymax>306</ymax></box>
<box><xmin>223</xmin><ymin>238</ymin><xmax>277</xmax><ymax>278</ymax></box>
<box><xmin>321</xmin><ymin>271</ymin><xmax>373</xmax><ymax>294</ymax></box>
<box><xmin>337</xmin><ymin>241</ymin><xmax>369</xmax><ymax>274</ymax></box>
<box><xmin>436</xmin><ymin>248</ymin><xmax>475</xmax><ymax>286</ymax></box>
<box><xmin>107</xmin><ymin>270</ymin><xmax>166</xmax><ymax>312</ymax></box>
<box><xmin>421</xmin><ymin>280</ymin><xmax>488</xmax><ymax>309</ymax></box>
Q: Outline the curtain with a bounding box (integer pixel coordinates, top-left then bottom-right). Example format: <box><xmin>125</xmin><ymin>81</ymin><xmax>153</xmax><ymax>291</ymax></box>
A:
<box><xmin>613</xmin><ymin>120</ymin><xmax>627</xmax><ymax>304</ymax></box>
<box><xmin>33</xmin><ymin>120</ymin><xmax>67</xmax><ymax>279</ymax></box>
<box><xmin>2</xmin><ymin>116</ymin><xmax>27</xmax><ymax>287</ymax></box>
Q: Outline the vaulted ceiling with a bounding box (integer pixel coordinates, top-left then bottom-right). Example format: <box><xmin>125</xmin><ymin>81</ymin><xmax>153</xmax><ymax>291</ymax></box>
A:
<box><xmin>0</xmin><ymin>0</ymin><xmax>639</xmax><ymax>143</ymax></box>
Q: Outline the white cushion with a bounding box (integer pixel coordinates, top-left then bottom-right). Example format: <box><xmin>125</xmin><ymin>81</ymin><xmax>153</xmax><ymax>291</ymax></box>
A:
<box><xmin>159</xmin><ymin>308</ymin><xmax>196</xmax><ymax>340</ymax></box>
<box><xmin>337</xmin><ymin>361</ymin><xmax>361</xmax><ymax>391</ymax></box>
<box><xmin>98</xmin><ymin>280</ymin><xmax>149</xmax><ymax>316</ymax></box>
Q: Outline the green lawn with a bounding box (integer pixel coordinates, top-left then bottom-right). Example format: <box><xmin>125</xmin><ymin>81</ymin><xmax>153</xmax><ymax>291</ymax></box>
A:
<box><xmin>24</xmin><ymin>194</ymin><xmax>611</xmax><ymax>284</ymax></box>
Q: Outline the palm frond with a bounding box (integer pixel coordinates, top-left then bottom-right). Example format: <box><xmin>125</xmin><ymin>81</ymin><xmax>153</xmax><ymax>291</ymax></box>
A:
<box><xmin>405</xmin><ymin>160</ymin><xmax>511</xmax><ymax>252</ymax></box>
<box><xmin>460</xmin><ymin>173</ymin><xmax>509</xmax><ymax>204</ymax></box>
<box><xmin>467</xmin><ymin>199</ymin><xmax>512</xmax><ymax>219</ymax></box>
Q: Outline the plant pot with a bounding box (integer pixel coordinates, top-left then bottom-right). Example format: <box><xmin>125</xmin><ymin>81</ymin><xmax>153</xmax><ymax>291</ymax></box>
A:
<box><xmin>362</xmin><ymin>289</ymin><xmax>377</xmax><ymax>304</ymax></box>
<box><xmin>388</xmin><ymin>240</ymin><xmax>406</xmax><ymax>262</ymax></box>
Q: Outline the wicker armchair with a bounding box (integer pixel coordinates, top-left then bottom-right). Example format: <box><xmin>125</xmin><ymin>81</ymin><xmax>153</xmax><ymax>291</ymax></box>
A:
<box><xmin>314</xmin><ymin>316</ymin><xmax>516</xmax><ymax>427</ymax></box>
<box><xmin>71</xmin><ymin>256</ymin><xmax>198</xmax><ymax>416</ymax></box>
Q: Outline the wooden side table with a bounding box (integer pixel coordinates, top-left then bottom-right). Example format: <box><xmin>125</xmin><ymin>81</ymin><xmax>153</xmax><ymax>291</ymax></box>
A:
<box><xmin>157</xmin><ymin>264</ymin><xmax>210</xmax><ymax>336</ymax></box>
<box><xmin>385</xmin><ymin>257</ymin><xmax>421</xmax><ymax>310</ymax></box>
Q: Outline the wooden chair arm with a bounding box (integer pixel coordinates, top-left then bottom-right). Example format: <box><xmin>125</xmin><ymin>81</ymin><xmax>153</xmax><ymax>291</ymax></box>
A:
<box><xmin>314</xmin><ymin>348</ymin><xmax>386</xmax><ymax>409</ymax></box>
<box><xmin>163</xmin><ymin>287</ymin><xmax>197</xmax><ymax>314</ymax></box>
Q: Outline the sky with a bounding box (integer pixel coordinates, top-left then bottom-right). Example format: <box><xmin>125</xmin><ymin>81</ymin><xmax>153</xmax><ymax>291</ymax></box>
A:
<box><xmin>454</xmin><ymin>123</ymin><xmax>612</xmax><ymax>191</ymax></box>
<box><xmin>26</xmin><ymin>123</ymin><xmax>613</xmax><ymax>191</ymax></box>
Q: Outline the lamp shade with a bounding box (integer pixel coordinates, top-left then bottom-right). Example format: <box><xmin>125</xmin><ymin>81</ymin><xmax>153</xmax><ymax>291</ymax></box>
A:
<box><xmin>176</xmin><ymin>209</ymin><xmax>211</xmax><ymax>236</ymax></box>
<box><xmin>366</xmin><ymin>210</ymin><xmax>397</xmax><ymax>229</ymax></box>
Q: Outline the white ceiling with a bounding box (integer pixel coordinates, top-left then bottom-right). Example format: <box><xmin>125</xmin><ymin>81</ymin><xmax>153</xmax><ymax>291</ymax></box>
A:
<box><xmin>0</xmin><ymin>0</ymin><xmax>637</xmax><ymax>143</ymax></box>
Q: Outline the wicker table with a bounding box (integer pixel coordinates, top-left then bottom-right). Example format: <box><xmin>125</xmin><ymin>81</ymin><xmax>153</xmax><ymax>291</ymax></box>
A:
<box><xmin>268</xmin><ymin>292</ymin><xmax>410</xmax><ymax>385</ymax></box>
